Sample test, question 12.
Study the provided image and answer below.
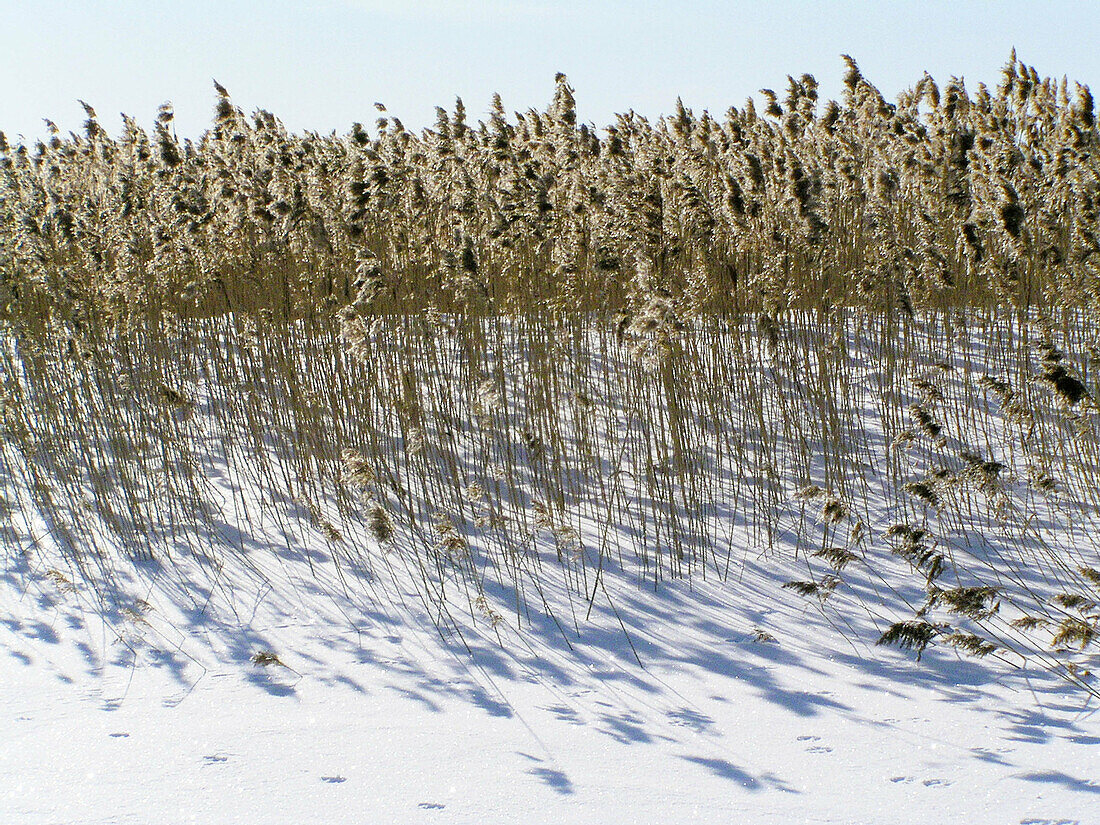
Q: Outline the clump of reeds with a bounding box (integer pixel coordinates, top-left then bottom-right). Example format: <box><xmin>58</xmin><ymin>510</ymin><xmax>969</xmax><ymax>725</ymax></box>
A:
<box><xmin>4</xmin><ymin>55</ymin><xmax>1100</xmax><ymax>698</ymax></box>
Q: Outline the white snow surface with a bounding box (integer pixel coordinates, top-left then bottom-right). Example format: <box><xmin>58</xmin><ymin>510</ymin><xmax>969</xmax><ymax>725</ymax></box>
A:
<box><xmin>3</xmin><ymin>523</ymin><xmax>1098</xmax><ymax>825</ymax></box>
<box><xmin>3</xmin><ymin>315</ymin><xmax>1100</xmax><ymax>824</ymax></box>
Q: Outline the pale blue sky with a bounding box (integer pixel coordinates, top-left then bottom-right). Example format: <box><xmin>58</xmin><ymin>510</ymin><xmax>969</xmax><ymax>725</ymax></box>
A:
<box><xmin>1</xmin><ymin>0</ymin><xmax>1097</xmax><ymax>142</ymax></box>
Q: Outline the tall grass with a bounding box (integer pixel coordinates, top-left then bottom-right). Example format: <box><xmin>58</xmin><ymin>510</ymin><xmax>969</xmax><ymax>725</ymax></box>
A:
<box><xmin>2</xmin><ymin>54</ymin><xmax>1099</xmax><ymax>691</ymax></box>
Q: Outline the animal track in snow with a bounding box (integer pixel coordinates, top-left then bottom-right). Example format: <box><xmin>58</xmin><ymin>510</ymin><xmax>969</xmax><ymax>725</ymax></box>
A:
<box><xmin>797</xmin><ymin>735</ymin><xmax>831</xmax><ymax>752</ymax></box>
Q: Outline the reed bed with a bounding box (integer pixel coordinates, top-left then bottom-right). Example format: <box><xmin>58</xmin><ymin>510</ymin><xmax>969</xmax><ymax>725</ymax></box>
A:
<box><xmin>2</xmin><ymin>54</ymin><xmax>1100</xmax><ymax>691</ymax></box>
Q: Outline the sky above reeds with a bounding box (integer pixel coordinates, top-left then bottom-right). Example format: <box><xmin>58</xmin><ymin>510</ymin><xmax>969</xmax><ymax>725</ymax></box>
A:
<box><xmin>2</xmin><ymin>0</ymin><xmax>1097</xmax><ymax>140</ymax></box>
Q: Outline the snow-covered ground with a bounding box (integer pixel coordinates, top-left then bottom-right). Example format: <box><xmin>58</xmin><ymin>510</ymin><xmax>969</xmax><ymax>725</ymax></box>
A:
<box><xmin>3</xmin><ymin>520</ymin><xmax>1098</xmax><ymax>825</ymax></box>
<box><xmin>3</xmin><ymin>316</ymin><xmax>1099</xmax><ymax>824</ymax></box>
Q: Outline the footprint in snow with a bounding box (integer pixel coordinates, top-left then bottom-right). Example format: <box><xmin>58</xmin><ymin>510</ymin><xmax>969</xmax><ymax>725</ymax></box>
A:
<box><xmin>203</xmin><ymin>754</ymin><xmax>228</xmax><ymax>764</ymax></box>
<box><xmin>418</xmin><ymin>802</ymin><xmax>446</xmax><ymax>810</ymax></box>
<box><xmin>321</xmin><ymin>775</ymin><xmax>346</xmax><ymax>784</ymax></box>
<box><xmin>109</xmin><ymin>732</ymin><xmax>130</xmax><ymax>738</ymax></box>
<box><xmin>922</xmin><ymin>778</ymin><xmax>951</xmax><ymax>787</ymax></box>
<box><xmin>806</xmin><ymin>745</ymin><xmax>833</xmax><ymax>754</ymax></box>
<box><xmin>796</xmin><ymin>735</ymin><xmax>820</xmax><ymax>742</ymax></box>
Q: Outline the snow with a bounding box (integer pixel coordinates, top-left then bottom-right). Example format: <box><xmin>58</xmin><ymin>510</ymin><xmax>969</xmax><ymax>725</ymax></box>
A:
<box><xmin>3</xmin><ymin>527</ymin><xmax>1098</xmax><ymax>824</ymax></box>
<box><xmin>2</xmin><ymin>315</ymin><xmax>1099</xmax><ymax>824</ymax></box>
